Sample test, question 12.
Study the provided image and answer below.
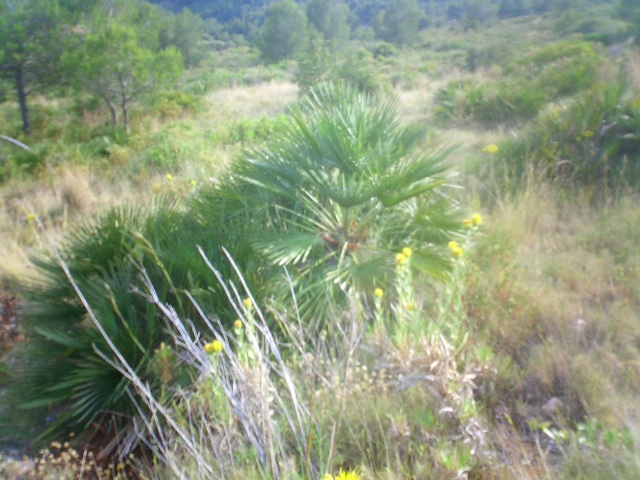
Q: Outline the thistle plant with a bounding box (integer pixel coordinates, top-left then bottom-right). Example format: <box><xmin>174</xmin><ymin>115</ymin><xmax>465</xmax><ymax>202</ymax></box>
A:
<box><xmin>433</xmin><ymin>214</ymin><xmax>483</xmax><ymax>345</ymax></box>
<box><xmin>390</xmin><ymin>247</ymin><xmax>420</xmax><ymax>343</ymax></box>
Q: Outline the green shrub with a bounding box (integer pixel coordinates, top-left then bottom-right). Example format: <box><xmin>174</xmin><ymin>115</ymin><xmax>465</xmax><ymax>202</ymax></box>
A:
<box><xmin>516</xmin><ymin>41</ymin><xmax>603</xmax><ymax>97</ymax></box>
<box><xmin>434</xmin><ymin>78</ymin><xmax>546</xmax><ymax>127</ymax></box>
<box><xmin>215</xmin><ymin>115</ymin><xmax>290</xmax><ymax>146</ymax></box>
<box><xmin>198</xmin><ymin>83</ymin><xmax>463</xmax><ymax>325</ymax></box>
<box><xmin>151</xmin><ymin>90</ymin><xmax>201</xmax><ymax>119</ymax></box>
<box><xmin>371</xmin><ymin>41</ymin><xmax>399</xmax><ymax>59</ymax></box>
<box><xmin>13</xmin><ymin>201</ymin><xmax>180</xmax><ymax>441</ymax></box>
<box><xmin>11</xmin><ymin>83</ymin><xmax>463</xmax><ymax>449</ymax></box>
<box><xmin>333</xmin><ymin>50</ymin><xmax>381</xmax><ymax>94</ymax></box>
<box><xmin>434</xmin><ymin>41</ymin><xmax>606</xmax><ymax>128</ymax></box>
<box><xmin>493</xmin><ymin>81</ymin><xmax>640</xmax><ymax>192</ymax></box>
<box><xmin>11</xmin><ymin>198</ymin><xmax>248</xmax><ymax>445</ymax></box>
<box><xmin>0</xmin><ymin>142</ymin><xmax>48</xmax><ymax>183</ymax></box>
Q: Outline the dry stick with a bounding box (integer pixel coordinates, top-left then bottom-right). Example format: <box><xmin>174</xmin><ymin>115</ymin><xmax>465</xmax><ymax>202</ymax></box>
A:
<box><xmin>303</xmin><ymin>372</ymin><xmax>316</xmax><ymax>480</ymax></box>
<box><xmin>221</xmin><ymin>248</ymin><xmax>312</xmax><ymax>450</ymax></box>
<box><xmin>198</xmin><ymin>246</ymin><xmax>311</xmax><ymax>438</ymax></box>
<box><xmin>321</xmin><ymin>297</ymin><xmax>366</xmax><ymax>475</ymax></box>
<box><xmin>197</xmin><ymin>246</ymin><xmax>324</xmax><ymax>478</ymax></box>
<box><xmin>184</xmin><ymin>288</ymin><xmax>270</xmax><ymax>474</ymax></box>
<box><xmin>0</xmin><ymin>134</ymin><xmax>33</xmax><ymax>152</ymax></box>
<box><xmin>34</xmin><ymin>216</ymin><xmax>214</xmax><ymax>477</ymax></box>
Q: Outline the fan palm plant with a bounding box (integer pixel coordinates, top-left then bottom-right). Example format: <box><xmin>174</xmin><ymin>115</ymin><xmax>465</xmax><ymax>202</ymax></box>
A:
<box><xmin>10</xmin><ymin>83</ymin><xmax>463</xmax><ymax>450</ymax></box>
<box><xmin>196</xmin><ymin>83</ymin><xmax>464</xmax><ymax>325</ymax></box>
<box><xmin>12</xmin><ymin>198</ymin><xmax>211</xmax><ymax>445</ymax></box>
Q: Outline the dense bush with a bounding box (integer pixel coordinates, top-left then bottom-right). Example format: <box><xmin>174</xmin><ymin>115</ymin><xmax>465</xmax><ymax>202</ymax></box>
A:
<box><xmin>215</xmin><ymin>115</ymin><xmax>290</xmax><ymax>145</ymax></box>
<box><xmin>12</xmin><ymin>83</ymin><xmax>463</xmax><ymax>448</ymax></box>
<box><xmin>484</xmin><ymin>80</ymin><xmax>640</xmax><ymax>194</ymax></box>
<box><xmin>434</xmin><ymin>41</ymin><xmax>604</xmax><ymax>127</ymax></box>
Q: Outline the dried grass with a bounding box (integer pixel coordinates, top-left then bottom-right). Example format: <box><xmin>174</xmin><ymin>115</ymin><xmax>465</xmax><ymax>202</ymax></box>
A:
<box><xmin>203</xmin><ymin>81</ymin><xmax>298</xmax><ymax>121</ymax></box>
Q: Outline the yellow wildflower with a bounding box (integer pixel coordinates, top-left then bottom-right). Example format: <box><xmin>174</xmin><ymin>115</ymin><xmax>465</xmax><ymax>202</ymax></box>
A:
<box><xmin>166</xmin><ymin>174</ymin><xmax>173</xmax><ymax>181</ymax></box>
<box><xmin>374</xmin><ymin>288</ymin><xmax>384</xmax><ymax>298</ymax></box>
<box><xmin>402</xmin><ymin>247</ymin><xmax>413</xmax><ymax>258</ymax></box>
<box><xmin>482</xmin><ymin>144</ymin><xmax>499</xmax><ymax>154</ymax></box>
<box><xmin>204</xmin><ymin>340</ymin><xmax>223</xmax><ymax>354</ymax></box>
<box><xmin>25</xmin><ymin>213</ymin><xmax>35</xmax><ymax>223</ymax></box>
<box><xmin>452</xmin><ymin>246</ymin><xmax>464</xmax><ymax>258</ymax></box>
<box><xmin>233</xmin><ymin>319</ymin><xmax>243</xmax><ymax>329</ymax></box>
<box><xmin>191</xmin><ymin>180</ymin><xmax>197</xmax><ymax>187</ymax></box>
<box><xmin>242</xmin><ymin>298</ymin><xmax>253</xmax><ymax>309</ymax></box>
<box><xmin>471</xmin><ymin>213</ymin><xmax>482</xmax><ymax>226</ymax></box>
<box><xmin>448</xmin><ymin>241</ymin><xmax>459</xmax><ymax>251</ymax></box>
<box><xmin>395</xmin><ymin>253</ymin><xmax>407</xmax><ymax>264</ymax></box>
<box><xmin>335</xmin><ymin>470</ymin><xmax>362</xmax><ymax>480</ymax></box>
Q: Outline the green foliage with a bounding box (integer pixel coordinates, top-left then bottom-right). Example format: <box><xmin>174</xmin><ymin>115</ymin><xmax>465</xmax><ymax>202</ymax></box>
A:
<box><xmin>560</xmin><ymin>444</ymin><xmax>640</xmax><ymax>480</ymax></box>
<box><xmin>11</xmin><ymin>193</ymin><xmax>255</xmax><ymax>443</ymax></box>
<box><xmin>0</xmin><ymin>142</ymin><xmax>47</xmax><ymax>183</ymax></box>
<box><xmin>256</xmin><ymin>0</ymin><xmax>308</xmax><ymax>63</ymax></box>
<box><xmin>13</xmin><ymin>200</ymin><xmax>184</xmax><ymax>441</ymax></box>
<box><xmin>12</xmin><ymin>83</ymin><xmax>462</xmax><ymax>445</ymax></box>
<box><xmin>434</xmin><ymin>40</ymin><xmax>605</xmax><ymax>127</ymax></box>
<box><xmin>0</xmin><ymin>0</ymin><xmax>63</xmax><ymax>133</ymax></box>
<box><xmin>498</xmin><ymin>0</ymin><xmax>528</xmax><ymax>19</ymax></box>
<box><xmin>334</xmin><ymin>50</ymin><xmax>381</xmax><ymax>94</ymax></box>
<box><xmin>616</xmin><ymin>0</ymin><xmax>640</xmax><ymax>44</ymax></box>
<box><xmin>160</xmin><ymin>7</ymin><xmax>206</xmax><ymax>67</ymax></box>
<box><xmin>62</xmin><ymin>3</ymin><xmax>184</xmax><ymax>133</ymax></box>
<box><xmin>496</xmin><ymin>80</ymin><xmax>640</xmax><ymax>192</ymax></box>
<box><xmin>215</xmin><ymin>115</ymin><xmax>290</xmax><ymax>146</ymax></box>
<box><xmin>306</xmin><ymin>0</ymin><xmax>351</xmax><ymax>44</ymax></box>
<box><xmin>151</xmin><ymin>90</ymin><xmax>201</xmax><ymax>118</ymax></box>
<box><xmin>294</xmin><ymin>33</ymin><xmax>333</xmax><ymax>94</ymax></box>
<box><xmin>434</xmin><ymin>78</ymin><xmax>546</xmax><ymax>126</ymax></box>
<box><xmin>200</xmin><ymin>83</ymin><xmax>462</xmax><ymax>325</ymax></box>
<box><xmin>374</xmin><ymin>0</ymin><xmax>423</xmax><ymax>47</ymax></box>
<box><xmin>461</xmin><ymin>0</ymin><xmax>495</xmax><ymax>30</ymax></box>
<box><xmin>371</xmin><ymin>42</ymin><xmax>399</xmax><ymax>59</ymax></box>
<box><xmin>295</xmin><ymin>38</ymin><xmax>383</xmax><ymax>95</ymax></box>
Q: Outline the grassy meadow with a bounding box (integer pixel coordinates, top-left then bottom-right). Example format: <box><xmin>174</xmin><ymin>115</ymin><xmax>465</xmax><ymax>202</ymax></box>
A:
<box><xmin>1</xmin><ymin>6</ymin><xmax>640</xmax><ymax>480</ymax></box>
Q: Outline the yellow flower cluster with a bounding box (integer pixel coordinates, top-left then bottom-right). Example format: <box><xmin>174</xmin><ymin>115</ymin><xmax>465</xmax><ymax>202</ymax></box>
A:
<box><xmin>323</xmin><ymin>469</ymin><xmax>362</xmax><ymax>480</ymax></box>
<box><xmin>395</xmin><ymin>247</ymin><xmax>413</xmax><ymax>265</ymax></box>
<box><xmin>25</xmin><ymin>213</ymin><xmax>36</xmax><ymax>223</ymax></box>
<box><xmin>204</xmin><ymin>340</ymin><xmax>223</xmax><ymax>354</ymax></box>
<box><xmin>242</xmin><ymin>297</ymin><xmax>253</xmax><ymax>309</ymax></box>
<box><xmin>448</xmin><ymin>241</ymin><xmax>464</xmax><ymax>259</ymax></box>
<box><xmin>166</xmin><ymin>174</ymin><xmax>173</xmax><ymax>181</ymax></box>
<box><xmin>233</xmin><ymin>319</ymin><xmax>243</xmax><ymax>329</ymax></box>
<box><xmin>462</xmin><ymin>213</ymin><xmax>482</xmax><ymax>227</ymax></box>
<box><xmin>482</xmin><ymin>144</ymin><xmax>499</xmax><ymax>154</ymax></box>
<box><xmin>374</xmin><ymin>288</ymin><xmax>384</xmax><ymax>298</ymax></box>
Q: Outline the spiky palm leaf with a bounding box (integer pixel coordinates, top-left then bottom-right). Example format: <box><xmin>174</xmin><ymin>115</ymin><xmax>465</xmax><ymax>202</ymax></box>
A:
<box><xmin>14</xmin><ymin>197</ymin><xmax>195</xmax><ymax>442</ymax></box>
<box><xmin>197</xmin><ymin>82</ymin><xmax>464</xmax><ymax>324</ymax></box>
<box><xmin>13</xmin><ymin>82</ymin><xmax>464</xmax><ymax>447</ymax></box>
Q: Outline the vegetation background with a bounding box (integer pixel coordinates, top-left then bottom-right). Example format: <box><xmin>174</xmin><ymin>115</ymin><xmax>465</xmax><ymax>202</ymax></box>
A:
<box><xmin>1</xmin><ymin>0</ymin><xmax>640</xmax><ymax>478</ymax></box>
